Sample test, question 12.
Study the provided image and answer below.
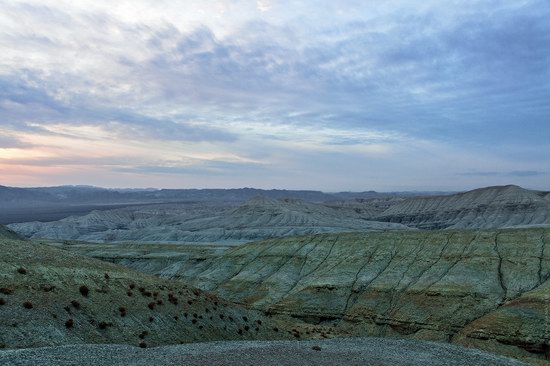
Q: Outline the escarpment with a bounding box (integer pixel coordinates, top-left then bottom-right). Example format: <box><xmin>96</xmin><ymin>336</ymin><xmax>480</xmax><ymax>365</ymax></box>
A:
<box><xmin>113</xmin><ymin>229</ymin><xmax>549</xmax><ymax>364</ymax></box>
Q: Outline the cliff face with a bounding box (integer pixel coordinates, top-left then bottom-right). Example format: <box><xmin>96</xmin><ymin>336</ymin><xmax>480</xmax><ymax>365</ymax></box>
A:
<box><xmin>375</xmin><ymin>185</ymin><xmax>550</xmax><ymax>229</ymax></box>
<box><xmin>140</xmin><ymin>229</ymin><xmax>549</xmax><ymax>364</ymax></box>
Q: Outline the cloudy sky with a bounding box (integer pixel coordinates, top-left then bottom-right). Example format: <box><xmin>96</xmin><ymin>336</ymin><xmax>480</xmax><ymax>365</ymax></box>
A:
<box><xmin>0</xmin><ymin>0</ymin><xmax>549</xmax><ymax>191</ymax></box>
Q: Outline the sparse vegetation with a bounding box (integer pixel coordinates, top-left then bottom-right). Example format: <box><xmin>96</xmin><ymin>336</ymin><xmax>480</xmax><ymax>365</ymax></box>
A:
<box><xmin>0</xmin><ymin>288</ymin><xmax>13</xmax><ymax>295</ymax></box>
<box><xmin>79</xmin><ymin>285</ymin><xmax>89</xmax><ymax>297</ymax></box>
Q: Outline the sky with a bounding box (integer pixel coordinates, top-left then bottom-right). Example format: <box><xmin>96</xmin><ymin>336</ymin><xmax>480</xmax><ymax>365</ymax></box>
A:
<box><xmin>0</xmin><ymin>0</ymin><xmax>549</xmax><ymax>191</ymax></box>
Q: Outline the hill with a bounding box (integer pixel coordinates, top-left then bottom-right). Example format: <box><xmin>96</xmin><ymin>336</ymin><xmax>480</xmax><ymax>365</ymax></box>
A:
<box><xmin>375</xmin><ymin>185</ymin><xmax>550</xmax><ymax>229</ymax></box>
<box><xmin>0</xmin><ymin>237</ymin><xmax>304</xmax><ymax>349</ymax></box>
<box><xmin>0</xmin><ymin>224</ymin><xmax>22</xmax><ymax>240</ymax></box>
<box><xmin>9</xmin><ymin>198</ymin><xmax>408</xmax><ymax>243</ymax></box>
<box><xmin>76</xmin><ymin>229</ymin><xmax>548</xmax><ymax>364</ymax></box>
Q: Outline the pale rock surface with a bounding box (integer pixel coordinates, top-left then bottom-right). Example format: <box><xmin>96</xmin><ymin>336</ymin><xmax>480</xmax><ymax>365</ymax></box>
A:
<box><xmin>9</xmin><ymin>197</ymin><xmax>408</xmax><ymax>243</ymax></box>
<box><xmin>375</xmin><ymin>185</ymin><xmax>550</xmax><ymax>229</ymax></box>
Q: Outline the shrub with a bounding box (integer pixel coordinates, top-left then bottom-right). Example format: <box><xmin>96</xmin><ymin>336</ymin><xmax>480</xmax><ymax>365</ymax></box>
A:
<box><xmin>244</xmin><ymin>325</ymin><xmax>249</xmax><ymax>331</ymax></box>
<box><xmin>23</xmin><ymin>301</ymin><xmax>33</xmax><ymax>309</ymax></box>
<box><xmin>0</xmin><ymin>288</ymin><xmax>13</xmax><ymax>295</ymax></box>
<box><xmin>70</xmin><ymin>300</ymin><xmax>80</xmax><ymax>309</ymax></box>
<box><xmin>255</xmin><ymin>327</ymin><xmax>259</xmax><ymax>332</ymax></box>
<box><xmin>273</xmin><ymin>327</ymin><xmax>279</xmax><ymax>332</ymax></box>
<box><xmin>79</xmin><ymin>285</ymin><xmax>89</xmax><ymax>297</ymax></box>
<box><xmin>129</xmin><ymin>284</ymin><xmax>136</xmax><ymax>290</ymax></box>
<box><xmin>0</xmin><ymin>298</ymin><xmax>5</xmax><ymax>305</ymax></box>
<box><xmin>311</xmin><ymin>345</ymin><xmax>321</xmax><ymax>351</ymax></box>
<box><xmin>256</xmin><ymin>320</ymin><xmax>262</xmax><ymax>325</ymax></box>
<box><xmin>139</xmin><ymin>342</ymin><xmax>147</xmax><ymax>348</ymax></box>
<box><xmin>156</xmin><ymin>299</ymin><xmax>163</xmax><ymax>305</ymax></box>
<box><xmin>65</xmin><ymin>319</ymin><xmax>74</xmax><ymax>328</ymax></box>
<box><xmin>148</xmin><ymin>316</ymin><xmax>154</xmax><ymax>322</ymax></box>
<box><xmin>192</xmin><ymin>319</ymin><xmax>197</xmax><ymax>324</ymax></box>
<box><xmin>104</xmin><ymin>273</ymin><xmax>110</xmax><ymax>279</ymax></box>
<box><xmin>17</xmin><ymin>267</ymin><xmax>27</xmax><ymax>275</ymax></box>
<box><xmin>148</xmin><ymin>302</ymin><xmax>156</xmax><ymax>310</ymax></box>
<box><xmin>41</xmin><ymin>285</ymin><xmax>55</xmax><ymax>292</ymax></box>
<box><xmin>237</xmin><ymin>329</ymin><xmax>243</xmax><ymax>335</ymax></box>
<box><xmin>174</xmin><ymin>315</ymin><xmax>179</xmax><ymax>321</ymax></box>
<box><xmin>242</xmin><ymin>316</ymin><xmax>248</xmax><ymax>322</ymax></box>
<box><xmin>98</xmin><ymin>321</ymin><xmax>111</xmax><ymax>330</ymax></box>
<box><xmin>219</xmin><ymin>314</ymin><xmax>225</xmax><ymax>320</ymax></box>
<box><xmin>127</xmin><ymin>291</ymin><xmax>133</xmax><ymax>297</ymax></box>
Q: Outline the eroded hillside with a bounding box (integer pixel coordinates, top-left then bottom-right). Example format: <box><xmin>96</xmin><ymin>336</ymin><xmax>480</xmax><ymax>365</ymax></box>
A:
<box><xmin>0</xmin><ymin>238</ymin><xmax>310</xmax><ymax>350</ymax></box>
<box><xmin>376</xmin><ymin>185</ymin><xmax>550</xmax><ymax>229</ymax></box>
<box><xmin>67</xmin><ymin>229</ymin><xmax>550</xmax><ymax>364</ymax></box>
<box><xmin>9</xmin><ymin>197</ymin><xmax>408</xmax><ymax>243</ymax></box>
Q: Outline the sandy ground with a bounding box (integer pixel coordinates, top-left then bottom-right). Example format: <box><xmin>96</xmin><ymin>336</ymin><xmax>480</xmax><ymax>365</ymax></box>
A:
<box><xmin>0</xmin><ymin>337</ymin><xmax>529</xmax><ymax>366</ymax></box>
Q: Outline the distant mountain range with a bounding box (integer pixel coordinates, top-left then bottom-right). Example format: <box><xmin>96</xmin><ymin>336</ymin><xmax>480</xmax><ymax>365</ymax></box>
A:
<box><xmin>0</xmin><ymin>185</ymin><xmax>448</xmax><ymax>224</ymax></box>
<box><xmin>7</xmin><ymin>185</ymin><xmax>550</xmax><ymax>243</ymax></box>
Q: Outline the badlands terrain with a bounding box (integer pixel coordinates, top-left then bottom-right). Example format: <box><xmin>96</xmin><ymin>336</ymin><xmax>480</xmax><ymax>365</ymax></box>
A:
<box><xmin>8</xmin><ymin>185</ymin><xmax>550</xmax><ymax>243</ymax></box>
<box><xmin>0</xmin><ymin>228</ymin><xmax>529</xmax><ymax>366</ymax></box>
<box><xmin>2</xmin><ymin>184</ymin><xmax>550</xmax><ymax>365</ymax></box>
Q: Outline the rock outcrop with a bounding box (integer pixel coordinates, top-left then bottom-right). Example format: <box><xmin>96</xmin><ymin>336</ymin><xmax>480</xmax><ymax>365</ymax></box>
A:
<box><xmin>77</xmin><ymin>229</ymin><xmax>549</xmax><ymax>364</ymax></box>
<box><xmin>375</xmin><ymin>185</ymin><xmax>550</xmax><ymax>229</ymax></box>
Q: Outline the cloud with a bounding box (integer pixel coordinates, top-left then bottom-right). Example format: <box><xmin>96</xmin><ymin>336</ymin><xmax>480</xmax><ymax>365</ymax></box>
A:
<box><xmin>0</xmin><ymin>1</ymin><xmax>549</xmax><ymax>190</ymax></box>
<box><xmin>458</xmin><ymin>171</ymin><xmax>547</xmax><ymax>177</ymax></box>
<box><xmin>0</xmin><ymin>134</ymin><xmax>30</xmax><ymax>149</ymax></box>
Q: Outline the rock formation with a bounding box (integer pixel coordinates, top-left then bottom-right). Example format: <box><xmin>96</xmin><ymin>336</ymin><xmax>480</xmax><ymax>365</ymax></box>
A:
<box><xmin>9</xmin><ymin>197</ymin><xmax>408</xmax><ymax>243</ymax></box>
<box><xmin>374</xmin><ymin>185</ymin><xmax>550</xmax><ymax>229</ymax></box>
<box><xmin>72</xmin><ymin>229</ymin><xmax>549</xmax><ymax>364</ymax></box>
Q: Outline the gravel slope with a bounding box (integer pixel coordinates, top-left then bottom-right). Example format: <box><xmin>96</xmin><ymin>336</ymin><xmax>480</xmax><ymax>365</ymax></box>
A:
<box><xmin>0</xmin><ymin>338</ymin><xmax>530</xmax><ymax>366</ymax></box>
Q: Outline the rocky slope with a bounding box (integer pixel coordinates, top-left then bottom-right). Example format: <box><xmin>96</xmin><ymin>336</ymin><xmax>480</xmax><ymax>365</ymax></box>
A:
<box><xmin>0</xmin><ymin>224</ymin><xmax>22</xmax><ymax>240</ymax></box>
<box><xmin>9</xmin><ymin>198</ymin><xmax>408</xmax><ymax>243</ymax></box>
<box><xmin>74</xmin><ymin>229</ymin><xmax>549</xmax><ymax>364</ymax></box>
<box><xmin>0</xmin><ymin>338</ymin><xmax>529</xmax><ymax>366</ymax></box>
<box><xmin>375</xmin><ymin>185</ymin><xmax>550</xmax><ymax>229</ymax></box>
<box><xmin>0</xmin><ymin>237</ymin><xmax>311</xmax><ymax>350</ymax></box>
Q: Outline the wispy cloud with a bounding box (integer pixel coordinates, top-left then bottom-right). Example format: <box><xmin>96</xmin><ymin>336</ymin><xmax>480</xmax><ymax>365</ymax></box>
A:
<box><xmin>459</xmin><ymin>171</ymin><xmax>547</xmax><ymax>177</ymax></box>
<box><xmin>0</xmin><ymin>0</ymin><xmax>549</xmax><ymax>190</ymax></box>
